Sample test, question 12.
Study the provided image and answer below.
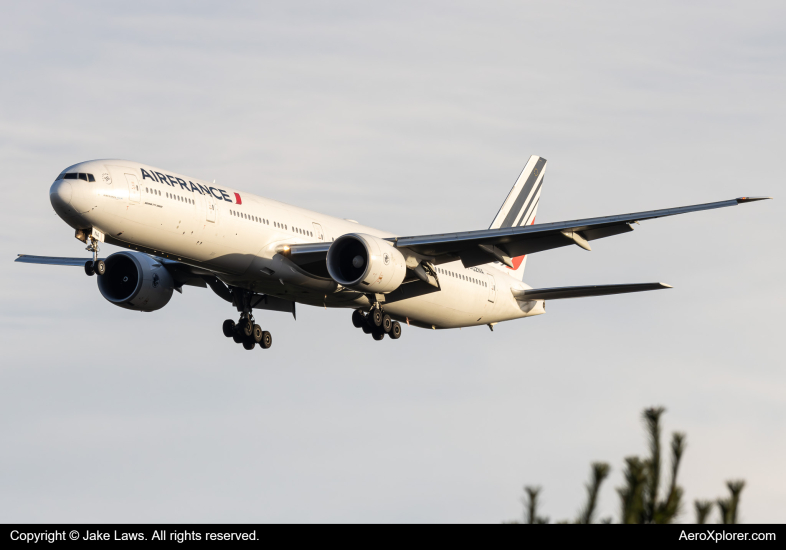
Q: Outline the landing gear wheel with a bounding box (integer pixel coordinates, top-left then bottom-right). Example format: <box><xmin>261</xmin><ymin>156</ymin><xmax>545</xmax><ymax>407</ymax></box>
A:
<box><xmin>222</xmin><ymin>319</ymin><xmax>236</xmax><ymax>337</ymax></box>
<box><xmin>94</xmin><ymin>260</ymin><xmax>106</xmax><ymax>276</ymax></box>
<box><xmin>372</xmin><ymin>330</ymin><xmax>385</xmax><ymax>341</ymax></box>
<box><xmin>370</xmin><ymin>308</ymin><xmax>383</xmax><ymax>328</ymax></box>
<box><xmin>252</xmin><ymin>324</ymin><xmax>263</xmax><ymax>343</ymax></box>
<box><xmin>84</xmin><ymin>260</ymin><xmax>95</xmax><ymax>276</ymax></box>
<box><xmin>242</xmin><ymin>320</ymin><xmax>254</xmax><ymax>337</ymax></box>
<box><xmin>362</xmin><ymin>323</ymin><xmax>373</xmax><ymax>334</ymax></box>
<box><xmin>259</xmin><ymin>331</ymin><xmax>272</xmax><ymax>349</ymax></box>
<box><xmin>389</xmin><ymin>321</ymin><xmax>402</xmax><ymax>339</ymax></box>
<box><xmin>242</xmin><ymin>339</ymin><xmax>256</xmax><ymax>350</ymax></box>
<box><xmin>382</xmin><ymin>314</ymin><xmax>392</xmax><ymax>333</ymax></box>
<box><xmin>232</xmin><ymin>333</ymin><xmax>244</xmax><ymax>344</ymax></box>
<box><xmin>352</xmin><ymin>310</ymin><xmax>365</xmax><ymax>328</ymax></box>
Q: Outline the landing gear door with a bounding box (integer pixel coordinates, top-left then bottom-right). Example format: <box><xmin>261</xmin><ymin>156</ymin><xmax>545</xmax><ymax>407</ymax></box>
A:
<box><xmin>125</xmin><ymin>173</ymin><xmax>141</xmax><ymax>204</ymax></box>
<box><xmin>487</xmin><ymin>272</ymin><xmax>496</xmax><ymax>303</ymax></box>
<box><xmin>205</xmin><ymin>192</ymin><xmax>216</xmax><ymax>223</ymax></box>
<box><xmin>312</xmin><ymin>222</ymin><xmax>324</xmax><ymax>241</ymax></box>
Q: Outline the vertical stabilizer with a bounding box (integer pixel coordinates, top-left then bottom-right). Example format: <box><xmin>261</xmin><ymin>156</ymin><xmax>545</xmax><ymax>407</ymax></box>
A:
<box><xmin>489</xmin><ymin>155</ymin><xmax>547</xmax><ymax>280</ymax></box>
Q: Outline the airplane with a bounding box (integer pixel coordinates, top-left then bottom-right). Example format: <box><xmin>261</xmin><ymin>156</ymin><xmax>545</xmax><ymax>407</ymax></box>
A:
<box><xmin>16</xmin><ymin>156</ymin><xmax>769</xmax><ymax>350</ymax></box>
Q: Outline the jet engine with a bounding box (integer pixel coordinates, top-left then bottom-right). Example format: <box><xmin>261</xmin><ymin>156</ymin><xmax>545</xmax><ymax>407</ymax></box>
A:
<box><xmin>97</xmin><ymin>251</ymin><xmax>174</xmax><ymax>311</ymax></box>
<box><xmin>326</xmin><ymin>233</ymin><xmax>406</xmax><ymax>293</ymax></box>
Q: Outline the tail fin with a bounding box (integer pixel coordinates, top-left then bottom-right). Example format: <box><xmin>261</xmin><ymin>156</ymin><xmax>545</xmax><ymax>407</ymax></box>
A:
<box><xmin>489</xmin><ymin>155</ymin><xmax>547</xmax><ymax>280</ymax></box>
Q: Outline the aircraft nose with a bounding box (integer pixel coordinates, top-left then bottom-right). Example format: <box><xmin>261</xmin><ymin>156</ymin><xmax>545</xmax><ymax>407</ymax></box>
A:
<box><xmin>50</xmin><ymin>179</ymin><xmax>72</xmax><ymax>208</ymax></box>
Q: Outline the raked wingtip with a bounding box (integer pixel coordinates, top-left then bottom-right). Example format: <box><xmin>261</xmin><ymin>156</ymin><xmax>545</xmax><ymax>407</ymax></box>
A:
<box><xmin>736</xmin><ymin>196</ymin><xmax>773</xmax><ymax>203</ymax></box>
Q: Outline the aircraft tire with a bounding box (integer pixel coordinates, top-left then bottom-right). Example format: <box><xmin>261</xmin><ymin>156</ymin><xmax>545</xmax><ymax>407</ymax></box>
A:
<box><xmin>382</xmin><ymin>314</ymin><xmax>392</xmax><ymax>333</ymax></box>
<box><xmin>372</xmin><ymin>330</ymin><xmax>385</xmax><ymax>341</ymax></box>
<box><xmin>84</xmin><ymin>261</ymin><xmax>95</xmax><ymax>276</ymax></box>
<box><xmin>352</xmin><ymin>310</ymin><xmax>365</xmax><ymax>328</ymax></box>
<box><xmin>252</xmin><ymin>324</ymin><xmax>263</xmax><ymax>343</ymax></box>
<box><xmin>370</xmin><ymin>309</ymin><xmax>383</xmax><ymax>327</ymax></box>
<box><xmin>242</xmin><ymin>339</ymin><xmax>256</xmax><ymax>350</ymax></box>
<box><xmin>232</xmin><ymin>333</ymin><xmax>244</xmax><ymax>344</ymax></box>
<box><xmin>389</xmin><ymin>321</ymin><xmax>402</xmax><ymax>340</ymax></box>
<box><xmin>94</xmin><ymin>260</ymin><xmax>106</xmax><ymax>276</ymax></box>
<box><xmin>242</xmin><ymin>320</ymin><xmax>254</xmax><ymax>337</ymax></box>
<box><xmin>222</xmin><ymin>319</ymin><xmax>236</xmax><ymax>337</ymax></box>
<box><xmin>260</xmin><ymin>331</ymin><xmax>272</xmax><ymax>349</ymax></box>
<box><xmin>361</xmin><ymin>323</ymin><xmax>373</xmax><ymax>334</ymax></box>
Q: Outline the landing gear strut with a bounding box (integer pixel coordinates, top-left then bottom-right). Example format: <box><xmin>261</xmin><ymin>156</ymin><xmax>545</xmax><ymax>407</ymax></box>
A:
<box><xmin>84</xmin><ymin>236</ymin><xmax>105</xmax><ymax>277</ymax></box>
<box><xmin>352</xmin><ymin>304</ymin><xmax>401</xmax><ymax>341</ymax></box>
<box><xmin>221</xmin><ymin>288</ymin><xmax>273</xmax><ymax>350</ymax></box>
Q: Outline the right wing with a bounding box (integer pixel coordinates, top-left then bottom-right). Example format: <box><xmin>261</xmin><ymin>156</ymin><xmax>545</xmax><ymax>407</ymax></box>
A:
<box><xmin>15</xmin><ymin>255</ymin><xmax>101</xmax><ymax>266</ymax></box>
<box><xmin>511</xmin><ymin>282</ymin><xmax>672</xmax><ymax>301</ymax></box>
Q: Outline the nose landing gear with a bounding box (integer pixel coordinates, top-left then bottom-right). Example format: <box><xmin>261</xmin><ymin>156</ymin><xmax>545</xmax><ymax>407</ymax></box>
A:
<box><xmin>352</xmin><ymin>306</ymin><xmax>401</xmax><ymax>341</ymax></box>
<box><xmin>83</xmin><ymin>236</ymin><xmax>106</xmax><ymax>277</ymax></box>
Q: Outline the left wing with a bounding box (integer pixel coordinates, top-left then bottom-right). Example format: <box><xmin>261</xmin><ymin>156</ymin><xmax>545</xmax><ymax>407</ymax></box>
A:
<box><xmin>391</xmin><ymin>197</ymin><xmax>770</xmax><ymax>267</ymax></box>
<box><xmin>286</xmin><ymin>197</ymin><xmax>771</xmax><ymax>269</ymax></box>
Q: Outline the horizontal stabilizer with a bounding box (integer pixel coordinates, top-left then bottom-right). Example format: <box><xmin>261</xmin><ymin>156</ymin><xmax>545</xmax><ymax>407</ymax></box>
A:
<box><xmin>15</xmin><ymin>255</ymin><xmax>101</xmax><ymax>266</ymax></box>
<box><xmin>511</xmin><ymin>282</ymin><xmax>672</xmax><ymax>301</ymax></box>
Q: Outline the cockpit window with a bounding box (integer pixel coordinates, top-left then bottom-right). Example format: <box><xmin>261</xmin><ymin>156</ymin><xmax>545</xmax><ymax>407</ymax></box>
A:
<box><xmin>61</xmin><ymin>172</ymin><xmax>95</xmax><ymax>181</ymax></box>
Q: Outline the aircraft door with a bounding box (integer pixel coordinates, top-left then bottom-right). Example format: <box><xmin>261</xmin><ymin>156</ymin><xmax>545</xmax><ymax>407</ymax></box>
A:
<box><xmin>125</xmin><ymin>173</ymin><xmax>141</xmax><ymax>204</ymax></box>
<box><xmin>312</xmin><ymin>222</ymin><xmax>324</xmax><ymax>240</ymax></box>
<box><xmin>205</xmin><ymin>192</ymin><xmax>216</xmax><ymax>223</ymax></box>
<box><xmin>486</xmin><ymin>272</ymin><xmax>496</xmax><ymax>303</ymax></box>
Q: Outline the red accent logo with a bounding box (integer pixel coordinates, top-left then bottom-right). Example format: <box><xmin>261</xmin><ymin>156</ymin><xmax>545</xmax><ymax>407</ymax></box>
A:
<box><xmin>234</xmin><ymin>193</ymin><xmax>242</xmax><ymax>205</ymax></box>
<box><xmin>508</xmin><ymin>256</ymin><xmax>525</xmax><ymax>270</ymax></box>
<box><xmin>506</xmin><ymin>217</ymin><xmax>536</xmax><ymax>270</ymax></box>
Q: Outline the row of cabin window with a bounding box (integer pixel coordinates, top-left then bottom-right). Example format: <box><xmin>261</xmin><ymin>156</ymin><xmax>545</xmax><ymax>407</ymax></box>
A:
<box><xmin>61</xmin><ymin>172</ymin><xmax>96</xmax><ymax>182</ymax></box>
<box><xmin>146</xmin><ymin>187</ymin><xmax>194</xmax><ymax>205</ymax></box>
<box><xmin>437</xmin><ymin>267</ymin><xmax>487</xmax><ymax>287</ymax></box>
<box><xmin>228</xmin><ymin>210</ymin><xmax>314</xmax><ymax>237</ymax></box>
<box><xmin>230</xmin><ymin>209</ymin><xmax>270</xmax><ymax>226</ymax></box>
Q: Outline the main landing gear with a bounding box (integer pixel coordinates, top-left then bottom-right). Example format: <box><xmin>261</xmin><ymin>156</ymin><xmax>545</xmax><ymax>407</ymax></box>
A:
<box><xmin>222</xmin><ymin>316</ymin><xmax>272</xmax><ymax>351</ymax></box>
<box><xmin>222</xmin><ymin>288</ymin><xmax>273</xmax><ymax>351</ymax></box>
<box><xmin>352</xmin><ymin>306</ymin><xmax>402</xmax><ymax>341</ymax></box>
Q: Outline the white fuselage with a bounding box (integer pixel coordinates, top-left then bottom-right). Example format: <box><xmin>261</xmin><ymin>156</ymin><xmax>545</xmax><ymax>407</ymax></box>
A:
<box><xmin>50</xmin><ymin>160</ymin><xmax>544</xmax><ymax>329</ymax></box>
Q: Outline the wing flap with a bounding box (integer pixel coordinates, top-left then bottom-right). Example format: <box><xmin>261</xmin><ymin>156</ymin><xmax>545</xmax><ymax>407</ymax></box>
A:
<box><xmin>511</xmin><ymin>282</ymin><xmax>672</xmax><ymax>301</ymax></box>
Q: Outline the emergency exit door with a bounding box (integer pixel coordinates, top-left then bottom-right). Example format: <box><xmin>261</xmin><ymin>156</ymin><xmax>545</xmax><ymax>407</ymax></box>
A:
<box><xmin>312</xmin><ymin>222</ymin><xmax>324</xmax><ymax>240</ymax></box>
<box><xmin>205</xmin><ymin>192</ymin><xmax>216</xmax><ymax>223</ymax></box>
<box><xmin>125</xmin><ymin>173</ymin><xmax>141</xmax><ymax>204</ymax></box>
<box><xmin>487</xmin><ymin>272</ymin><xmax>496</xmax><ymax>303</ymax></box>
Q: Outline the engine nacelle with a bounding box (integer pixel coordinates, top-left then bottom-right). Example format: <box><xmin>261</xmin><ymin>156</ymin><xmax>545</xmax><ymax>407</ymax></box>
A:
<box><xmin>326</xmin><ymin>233</ymin><xmax>407</xmax><ymax>293</ymax></box>
<box><xmin>97</xmin><ymin>251</ymin><xmax>174</xmax><ymax>312</ymax></box>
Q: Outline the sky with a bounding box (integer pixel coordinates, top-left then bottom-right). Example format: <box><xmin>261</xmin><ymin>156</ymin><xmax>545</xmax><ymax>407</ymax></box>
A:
<box><xmin>0</xmin><ymin>1</ymin><xmax>784</xmax><ymax>523</ymax></box>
